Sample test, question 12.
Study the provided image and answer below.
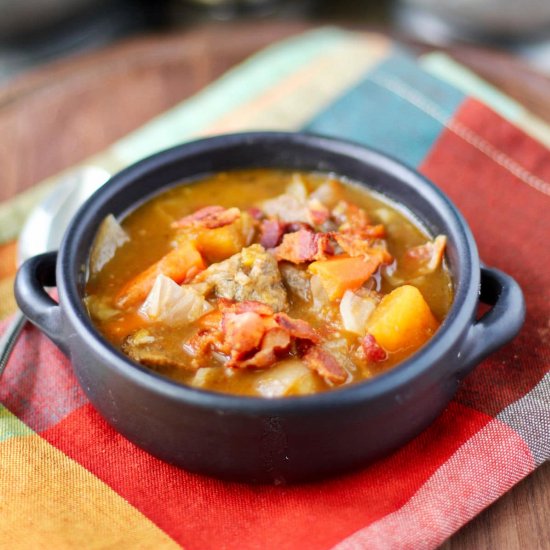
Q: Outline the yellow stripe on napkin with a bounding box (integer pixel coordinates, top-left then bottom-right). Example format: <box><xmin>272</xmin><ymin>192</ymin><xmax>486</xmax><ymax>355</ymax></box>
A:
<box><xmin>0</xmin><ymin>409</ymin><xmax>179</xmax><ymax>550</ymax></box>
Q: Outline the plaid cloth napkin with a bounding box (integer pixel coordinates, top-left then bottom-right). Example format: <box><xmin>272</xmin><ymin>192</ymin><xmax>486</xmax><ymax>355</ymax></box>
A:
<box><xmin>1</xmin><ymin>29</ymin><xmax>549</xmax><ymax>549</ymax></box>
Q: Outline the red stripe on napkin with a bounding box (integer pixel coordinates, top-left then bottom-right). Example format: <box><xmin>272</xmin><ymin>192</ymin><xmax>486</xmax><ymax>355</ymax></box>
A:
<box><xmin>41</xmin><ymin>400</ymin><xmax>491</xmax><ymax>549</ymax></box>
<box><xmin>420</xmin><ymin>98</ymin><xmax>550</xmax><ymax>417</ymax></box>
<box><xmin>332</xmin><ymin>417</ymin><xmax>534</xmax><ymax>549</ymax></box>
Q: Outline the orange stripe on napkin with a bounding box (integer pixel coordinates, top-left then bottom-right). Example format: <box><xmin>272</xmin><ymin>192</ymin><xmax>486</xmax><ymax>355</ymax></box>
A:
<box><xmin>0</xmin><ymin>240</ymin><xmax>17</xmax><ymax>321</ymax></box>
<box><xmin>0</xmin><ymin>240</ymin><xmax>16</xmax><ymax>279</ymax></box>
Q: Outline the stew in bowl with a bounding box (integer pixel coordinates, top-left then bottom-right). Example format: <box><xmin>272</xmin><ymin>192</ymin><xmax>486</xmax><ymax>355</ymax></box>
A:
<box><xmin>85</xmin><ymin>169</ymin><xmax>453</xmax><ymax>397</ymax></box>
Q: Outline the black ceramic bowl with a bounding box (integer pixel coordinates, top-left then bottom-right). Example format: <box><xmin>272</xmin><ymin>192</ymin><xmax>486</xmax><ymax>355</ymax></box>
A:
<box><xmin>15</xmin><ymin>132</ymin><xmax>525</xmax><ymax>484</ymax></box>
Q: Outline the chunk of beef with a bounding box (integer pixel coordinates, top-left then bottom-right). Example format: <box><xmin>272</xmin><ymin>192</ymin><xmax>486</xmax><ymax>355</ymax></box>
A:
<box><xmin>193</xmin><ymin>244</ymin><xmax>288</xmax><ymax>312</ymax></box>
<box><xmin>122</xmin><ymin>329</ymin><xmax>196</xmax><ymax>371</ymax></box>
<box><xmin>279</xmin><ymin>263</ymin><xmax>311</xmax><ymax>302</ymax></box>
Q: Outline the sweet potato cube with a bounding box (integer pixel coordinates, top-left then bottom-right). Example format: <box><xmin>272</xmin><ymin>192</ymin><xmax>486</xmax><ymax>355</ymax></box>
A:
<box><xmin>366</xmin><ymin>285</ymin><xmax>439</xmax><ymax>353</ymax></box>
<box><xmin>197</xmin><ymin>223</ymin><xmax>244</xmax><ymax>263</ymax></box>
<box><xmin>308</xmin><ymin>255</ymin><xmax>379</xmax><ymax>300</ymax></box>
<box><xmin>196</xmin><ymin>214</ymin><xmax>254</xmax><ymax>263</ymax></box>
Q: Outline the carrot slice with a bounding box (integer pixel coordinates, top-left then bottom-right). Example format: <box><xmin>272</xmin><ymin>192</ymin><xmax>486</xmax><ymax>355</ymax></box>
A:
<box><xmin>308</xmin><ymin>255</ymin><xmax>380</xmax><ymax>300</ymax></box>
<box><xmin>101</xmin><ymin>311</ymin><xmax>149</xmax><ymax>343</ymax></box>
<box><xmin>116</xmin><ymin>241</ymin><xmax>205</xmax><ymax>307</ymax></box>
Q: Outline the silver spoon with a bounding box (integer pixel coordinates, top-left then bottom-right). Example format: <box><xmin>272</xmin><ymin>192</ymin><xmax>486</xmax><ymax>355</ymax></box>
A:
<box><xmin>0</xmin><ymin>166</ymin><xmax>110</xmax><ymax>375</ymax></box>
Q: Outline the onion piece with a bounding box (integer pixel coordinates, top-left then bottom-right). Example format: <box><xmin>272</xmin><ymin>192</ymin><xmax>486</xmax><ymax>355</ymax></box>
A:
<box><xmin>89</xmin><ymin>214</ymin><xmax>129</xmax><ymax>274</ymax></box>
<box><xmin>254</xmin><ymin>359</ymin><xmax>318</xmax><ymax>397</ymax></box>
<box><xmin>339</xmin><ymin>289</ymin><xmax>377</xmax><ymax>335</ymax></box>
<box><xmin>286</xmin><ymin>173</ymin><xmax>308</xmax><ymax>201</ymax></box>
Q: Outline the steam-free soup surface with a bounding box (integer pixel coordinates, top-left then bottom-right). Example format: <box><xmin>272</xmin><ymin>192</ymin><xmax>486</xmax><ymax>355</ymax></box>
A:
<box><xmin>85</xmin><ymin>169</ymin><xmax>453</xmax><ymax>397</ymax></box>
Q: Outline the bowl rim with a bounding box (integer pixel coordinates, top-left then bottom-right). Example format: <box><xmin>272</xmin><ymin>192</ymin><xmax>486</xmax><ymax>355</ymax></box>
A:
<box><xmin>58</xmin><ymin>131</ymin><xmax>480</xmax><ymax>414</ymax></box>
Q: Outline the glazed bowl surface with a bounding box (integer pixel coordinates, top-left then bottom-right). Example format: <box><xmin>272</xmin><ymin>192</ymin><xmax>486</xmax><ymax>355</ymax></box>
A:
<box><xmin>15</xmin><ymin>132</ymin><xmax>525</xmax><ymax>483</ymax></box>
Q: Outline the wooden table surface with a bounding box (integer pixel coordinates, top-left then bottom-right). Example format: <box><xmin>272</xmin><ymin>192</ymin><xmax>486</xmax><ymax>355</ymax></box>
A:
<box><xmin>1</xmin><ymin>21</ymin><xmax>548</xmax><ymax>549</ymax></box>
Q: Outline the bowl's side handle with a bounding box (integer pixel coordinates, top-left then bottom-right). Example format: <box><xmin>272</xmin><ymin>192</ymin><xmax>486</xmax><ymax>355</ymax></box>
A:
<box><xmin>456</xmin><ymin>265</ymin><xmax>525</xmax><ymax>379</ymax></box>
<box><xmin>14</xmin><ymin>251</ymin><xmax>68</xmax><ymax>356</ymax></box>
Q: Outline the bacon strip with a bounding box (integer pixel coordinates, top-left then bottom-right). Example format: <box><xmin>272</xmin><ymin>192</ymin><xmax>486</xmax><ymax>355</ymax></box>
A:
<box><xmin>185</xmin><ymin>329</ymin><xmax>223</xmax><ymax>360</ymax></box>
<box><xmin>218</xmin><ymin>299</ymin><xmax>274</xmax><ymax>317</ymax></box>
<box><xmin>406</xmin><ymin>235</ymin><xmax>447</xmax><ymax>272</ymax></box>
<box><xmin>334</xmin><ymin>233</ymin><xmax>393</xmax><ymax>264</ymax></box>
<box><xmin>238</xmin><ymin>327</ymin><xmax>291</xmax><ymax>369</ymax></box>
<box><xmin>222</xmin><ymin>311</ymin><xmax>266</xmax><ymax>361</ymax></box>
<box><xmin>247</xmin><ymin>207</ymin><xmax>264</xmax><ymax>221</ymax></box>
<box><xmin>333</xmin><ymin>201</ymin><xmax>369</xmax><ymax>230</ymax></box>
<box><xmin>302</xmin><ymin>345</ymin><xmax>347</xmax><ymax>383</ymax></box>
<box><xmin>172</xmin><ymin>206</ymin><xmax>241</xmax><ymax>229</ymax></box>
<box><xmin>186</xmin><ymin>299</ymin><xmax>323</xmax><ymax>371</ymax></box>
<box><xmin>275</xmin><ymin>229</ymin><xmax>333</xmax><ymax>264</ymax></box>
<box><xmin>332</xmin><ymin>201</ymin><xmax>387</xmax><ymax>240</ymax></box>
<box><xmin>307</xmin><ymin>199</ymin><xmax>330</xmax><ymax>226</ymax></box>
<box><xmin>362</xmin><ymin>333</ymin><xmax>387</xmax><ymax>363</ymax></box>
<box><xmin>274</xmin><ymin>313</ymin><xmax>320</xmax><ymax>343</ymax></box>
<box><xmin>260</xmin><ymin>219</ymin><xmax>285</xmax><ymax>249</ymax></box>
<box><xmin>284</xmin><ymin>221</ymin><xmax>314</xmax><ymax>234</ymax></box>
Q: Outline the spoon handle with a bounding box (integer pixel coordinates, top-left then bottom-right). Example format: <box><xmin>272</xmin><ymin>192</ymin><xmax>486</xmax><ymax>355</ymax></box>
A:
<box><xmin>0</xmin><ymin>311</ymin><xmax>26</xmax><ymax>377</ymax></box>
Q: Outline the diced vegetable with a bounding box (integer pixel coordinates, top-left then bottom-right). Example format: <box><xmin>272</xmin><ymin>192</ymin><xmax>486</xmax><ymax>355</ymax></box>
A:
<box><xmin>286</xmin><ymin>174</ymin><xmax>308</xmax><ymax>201</ymax></box>
<box><xmin>84</xmin><ymin>295</ymin><xmax>120</xmax><ymax>322</ymax></box>
<box><xmin>101</xmin><ymin>311</ymin><xmax>149</xmax><ymax>340</ymax></box>
<box><xmin>254</xmin><ymin>359</ymin><xmax>319</xmax><ymax>397</ymax></box>
<box><xmin>365</xmin><ymin>285</ymin><xmax>439</xmax><ymax>353</ymax></box>
<box><xmin>89</xmin><ymin>214</ymin><xmax>129</xmax><ymax>274</ymax></box>
<box><xmin>116</xmin><ymin>240</ymin><xmax>205</xmax><ymax>307</ymax></box>
<box><xmin>260</xmin><ymin>194</ymin><xmax>309</xmax><ymax>224</ymax></box>
<box><xmin>339</xmin><ymin>289</ymin><xmax>377</xmax><ymax>334</ymax></box>
<box><xmin>196</xmin><ymin>220</ymin><xmax>244</xmax><ymax>264</ymax></box>
<box><xmin>139</xmin><ymin>274</ymin><xmax>213</xmax><ymax>325</ymax></box>
<box><xmin>191</xmin><ymin>367</ymin><xmax>222</xmax><ymax>388</ymax></box>
<box><xmin>193</xmin><ymin>212</ymin><xmax>255</xmax><ymax>264</ymax></box>
<box><xmin>309</xmin><ymin>179</ymin><xmax>344</xmax><ymax>208</ymax></box>
<box><xmin>308</xmin><ymin>255</ymin><xmax>380</xmax><ymax>300</ymax></box>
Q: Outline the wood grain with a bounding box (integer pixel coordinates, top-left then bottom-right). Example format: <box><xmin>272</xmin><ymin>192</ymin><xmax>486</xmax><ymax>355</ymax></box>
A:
<box><xmin>0</xmin><ymin>20</ymin><xmax>548</xmax><ymax>549</ymax></box>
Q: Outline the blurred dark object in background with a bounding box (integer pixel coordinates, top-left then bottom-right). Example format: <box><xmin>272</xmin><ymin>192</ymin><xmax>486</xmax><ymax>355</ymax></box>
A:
<box><xmin>0</xmin><ymin>0</ymin><xmax>159</xmax><ymax>80</ymax></box>
<box><xmin>1</xmin><ymin>0</ymin><xmax>549</xmax><ymax>81</ymax></box>
<box><xmin>164</xmin><ymin>0</ymin><xmax>391</xmax><ymax>24</ymax></box>
<box><xmin>0</xmin><ymin>0</ymin><xmax>393</xmax><ymax>81</ymax></box>
<box><xmin>394</xmin><ymin>0</ymin><xmax>550</xmax><ymax>73</ymax></box>
<box><xmin>397</xmin><ymin>0</ymin><xmax>550</xmax><ymax>41</ymax></box>
<box><xmin>166</xmin><ymin>0</ymin><xmax>313</xmax><ymax>21</ymax></box>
